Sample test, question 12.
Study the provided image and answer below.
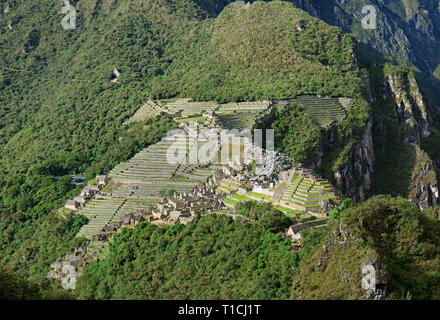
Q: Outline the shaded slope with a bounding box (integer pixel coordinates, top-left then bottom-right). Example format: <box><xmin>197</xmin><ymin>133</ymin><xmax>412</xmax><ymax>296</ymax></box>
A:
<box><xmin>291</xmin><ymin>196</ymin><xmax>440</xmax><ymax>300</ymax></box>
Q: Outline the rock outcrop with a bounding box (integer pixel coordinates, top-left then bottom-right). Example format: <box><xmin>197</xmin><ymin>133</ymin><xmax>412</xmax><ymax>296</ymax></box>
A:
<box><xmin>361</xmin><ymin>256</ymin><xmax>388</xmax><ymax>300</ymax></box>
<box><xmin>291</xmin><ymin>0</ymin><xmax>440</xmax><ymax>92</ymax></box>
<box><xmin>384</xmin><ymin>68</ymin><xmax>438</xmax><ymax>208</ymax></box>
<box><xmin>334</xmin><ymin>117</ymin><xmax>375</xmax><ymax>202</ymax></box>
<box><xmin>386</xmin><ymin>71</ymin><xmax>431</xmax><ymax>144</ymax></box>
<box><xmin>48</xmin><ymin>246</ymin><xmax>91</xmax><ymax>290</ymax></box>
<box><xmin>409</xmin><ymin>146</ymin><xmax>439</xmax><ymax>210</ymax></box>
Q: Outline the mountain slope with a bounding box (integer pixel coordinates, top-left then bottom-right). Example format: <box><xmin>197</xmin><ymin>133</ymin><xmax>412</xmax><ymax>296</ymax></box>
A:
<box><xmin>151</xmin><ymin>1</ymin><xmax>364</xmax><ymax>101</ymax></box>
<box><xmin>1</xmin><ymin>0</ymin><xmax>439</xmax><ymax>300</ymax></box>
<box><xmin>199</xmin><ymin>0</ymin><xmax>440</xmax><ymax>106</ymax></box>
<box><xmin>291</xmin><ymin>0</ymin><xmax>440</xmax><ymax>107</ymax></box>
<box><xmin>292</xmin><ymin>196</ymin><xmax>440</xmax><ymax>300</ymax></box>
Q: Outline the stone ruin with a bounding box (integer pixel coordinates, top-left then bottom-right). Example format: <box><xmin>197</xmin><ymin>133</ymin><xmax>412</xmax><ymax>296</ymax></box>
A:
<box><xmin>48</xmin><ymin>246</ymin><xmax>90</xmax><ymax>290</ymax></box>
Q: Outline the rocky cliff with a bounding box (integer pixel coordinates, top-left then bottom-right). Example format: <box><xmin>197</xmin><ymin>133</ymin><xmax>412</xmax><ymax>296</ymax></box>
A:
<box><xmin>332</xmin><ymin>65</ymin><xmax>438</xmax><ymax>206</ymax></box>
<box><xmin>386</xmin><ymin>70</ymin><xmax>431</xmax><ymax>144</ymax></box>
<box><xmin>386</xmin><ymin>68</ymin><xmax>439</xmax><ymax>209</ymax></box>
<box><xmin>334</xmin><ymin>117</ymin><xmax>375</xmax><ymax>203</ymax></box>
<box><xmin>291</xmin><ymin>195</ymin><xmax>440</xmax><ymax>300</ymax></box>
<box><xmin>409</xmin><ymin>146</ymin><xmax>439</xmax><ymax>210</ymax></box>
<box><xmin>372</xmin><ymin>65</ymin><xmax>439</xmax><ymax>208</ymax></box>
<box><xmin>292</xmin><ymin>1</ymin><xmax>440</xmax><ymax>86</ymax></box>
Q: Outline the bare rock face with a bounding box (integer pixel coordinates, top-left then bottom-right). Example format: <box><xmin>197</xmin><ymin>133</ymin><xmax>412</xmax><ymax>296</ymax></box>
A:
<box><xmin>387</xmin><ymin>73</ymin><xmax>431</xmax><ymax>144</ymax></box>
<box><xmin>48</xmin><ymin>246</ymin><xmax>90</xmax><ymax>290</ymax></box>
<box><xmin>362</xmin><ymin>256</ymin><xmax>388</xmax><ymax>300</ymax></box>
<box><xmin>384</xmin><ymin>71</ymin><xmax>439</xmax><ymax>208</ymax></box>
<box><xmin>290</xmin><ymin>0</ymin><xmax>440</xmax><ymax>90</ymax></box>
<box><xmin>334</xmin><ymin>117</ymin><xmax>375</xmax><ymax>202</ymax></box>
<box><xmin>409</xmin><ymin>146</ymin><xmax>439</xmax><ymax>209</ymax></box>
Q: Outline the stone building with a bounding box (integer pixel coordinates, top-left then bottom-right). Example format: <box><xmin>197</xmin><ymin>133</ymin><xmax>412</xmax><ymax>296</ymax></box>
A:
<box><xmin>73</xmin><ymin>196</ymin><xmax>87</xmax><ymax>204</ymax></box>
<box><xmin>65</xmin><ymin>200</ymin><xmax>79</xmax><ymax>211</ymax></box>
<box><xmin>98</xmin><ymin>175</ymin><xmax>109</xmax><ymax>185</ymax></box>
<box><xmin>285</xmin><ymin>224</ymin><xmax>306</xmax><ymax>240</ymax></box>
<box><xmin>80</xmin><ymin>187</ymin><xmax>94</xmax><ymax>199</ymax></box>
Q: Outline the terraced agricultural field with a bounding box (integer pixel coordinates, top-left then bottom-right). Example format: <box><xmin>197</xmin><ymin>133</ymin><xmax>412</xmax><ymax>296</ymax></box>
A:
<box><xmin>77</xmin><ymin>133</ymin><xmax>228</xmax><ymax>238</ymax></box>
<box><xmin>292</xmin><ymin>96</ymin><xmax>348</xmax><ymax>127</ymax></box>
<box><xmin>76</xmin><ymin>199</ymin><xmax>125</xmax><ymax>239</ymax></box>
<box><xmin>158</xmin><ymin>99</ymin><xmax>270</xmax><ymax>130</ymax></box>
<box><xmin>281</xmin><ymin>170</ymin><xmax>336</xmax><ymax>211</ymax></box>
<box><xmin>108</xmin><ymin>136</ymin><xmax>221</xmax><ymax>196</ymax></box>
<box><xmin>112</xmin><ymin>198</ymin><xmax>161</xmax><ymax>221</ymax></box>
<box><xmin>124</xmin><ymin>102</ymin><xmax>162</xmax><ymax>125</ymax></box>
<box><xmin>216</xmin><ymin>101</ymin><xmax>269</xmax><ymax>114</ymax></box>
<box><xmin>217</xmin><ymin>112</ymin><xmax>258</xmax><ymax>130</ymax></box>
<box><xmin>161</xmin><ymin>98</ymin><xmax>219</xmax><ymax>117</ymax></box>
<box><xmin>108</xmin><ymin>140</ymin><xmax>179</xmax><ymax>183</ymax></box>
<box><xmin>111</xmin><ymin>182</ymin><xmax>197</xmax><ymax>197</ymax></box>
<box><xmin>76</xmin><ymin>198</ymin><xmax>162</xmax><ymax>239</ymax></box>
<box><xmin>223</xmin><ymin>197</ymin><xmax>240</xmax><ymax>208</ymax></box>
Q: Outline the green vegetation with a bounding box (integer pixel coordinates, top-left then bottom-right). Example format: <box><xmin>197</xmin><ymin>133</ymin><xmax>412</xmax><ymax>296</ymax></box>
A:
<box><xmin>235</xmin><ymin>202</ymin><xmax>292</xmax><ymax>232</ymax></box>
<box><xmin>230</xmin><ymin>193</ymin><xmax>254</xmax><ymax>202</ymax></box>
<box><xmin>262</xmin><ymin>98</ymin><xmax>370</xmax><ymax>178</ymax></box>
<box><xmin>71</xmin><ymin>196</ymin><xmax>440</xmax><ymax>300</ymax></box>
<box><xmin>294</xmin><ymin>96</ymin><xmax>347</xmax><ymax>127</ymax></box>
<box><xmin>151</xmin><ymin>1</ymin><xmax>365</xmax><ymax>102</ymax></box>
<box><xmin>281</xmin><ymin>172</ymin><xmax>336</xmax><ymax>211</ymax></box>
<box><xmin>292</xmin><ymin>196</ymin><xmax>440</xmax><ymax>299</ymax></box>
<box><xmin>372</xmin><ymin>113</ymin><xmax>417</xmax><ymax>196</ymax></box>
<box><xmin>247</xmin><ymin>191</ymin><xmax>273</xmax><ymax>202</ymax></box>
<box><xmin>1</xmin><ymin>0</ymin><xmax>435</xmax><ymax>300</ymax></box>
<box><xmin>0</xmin><ymin>113</ymin><xmax>175</xmax><ymax>295</ymax></box>
<box><xmin>270</xmin><ymin>104</ymin><xmax>323</xmax><ymax>162</ymax></box>
<box><xmin>371</xmin><ymin>64</ymin><xmax>438</xmax><ymax>198</ymax></box>
<box><xmin>178</xmin><ymin>116</ymin><xmax>207</xmax><ymax>123</ymax></box>
<box><xmin>421</xmin><ymin>131</ymin><xmax>440</xmax><ymax>178</ymax></box>
<box><xmin>75</xmin><ymin>209</ymin><xmax>326</xmax><ymax>299</ymax></box>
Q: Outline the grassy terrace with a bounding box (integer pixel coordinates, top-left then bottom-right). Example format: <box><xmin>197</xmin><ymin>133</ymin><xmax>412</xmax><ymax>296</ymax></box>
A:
<box><xmin>274</xmin><ymin>205</ymin><xmax>303</xmax><ymax>216</ymax></box>
<box><xmin>76</xmin><ymin>198</ymin><xmax>162</xmax><ymax>239</ymax></box>
<box><xmin>178</xmin><ymin>116</ymin><xmax>207</xmax><ymax>122</ymax></box>
<box><xmin>247</xmin><ymin>191</ymin><xmax>273</xmax><ymax>202</ymax></box>
<box><xmin>290</xmin><ymin>96</ymin><xmax>348</xmax><ymax>127</ymax></box>
<box><xmin>281</xmin><ymin>171</ymin><xmax>337</xmax><ymax>211</ymax></box>
<box><xmin>158</xmin><ymin>98</ymin><xmax>269</xmax><ymax>130</ymax></box>
<box><xmin>124</xmin><ymin>102</ymin><xmax>161</xmax><ymax>125</ymax></box>
<box><xmin>161</xmin><ymin>96</ymin><xmax>348</xmax><ymax>131</ymax></box>
<box><xmin>76</xmin><ymin>199</ymin><xmax>125</xmax><ymax>239</ymax></box>
<box><xmin>230</xmin><ymin>193</ymin><xmax>254</xmax><ymax>202</ymax></box>
<box><xmin>112</xmin><ymin>182</ymin><xmax>197</xmax><ymax>197</ymax></box>
<box><xmin>224</xmin><ymin>197</ymin><xmax>239</xmax><ymax>208</ymax></box>
<box><xmin>161</xmin><ymin>98</ymin><xmax>218</xmax><ymax>117</ymax></box>
<box><xmin>222</xmin><ymin>190</ymin><xmax>310</xmax><ymax>219</ymax></box>
<box><xmin>217</xmin><ymin>113</ymin><xmax>258</xmax><ymax>130</ymax></box>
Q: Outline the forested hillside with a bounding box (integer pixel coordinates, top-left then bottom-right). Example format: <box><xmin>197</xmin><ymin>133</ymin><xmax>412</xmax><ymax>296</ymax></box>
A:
<box><xmin>73</xmin><ymin>196</ymin><xmax>440</xmax><ymax>300</ymax></box>
<box><xmin>1</xmin><ymin>0</ymin><xmax>440</xmax><ymax>300</ymax></box>
<box><xmin>75</xmin><ymin>206</ymin><xmax>324</xmax><ymax>299</ymax></box>
<box><xmin>198</xmin><ymin>0</ymin><xmax>440</xmax><ymax>106</ymax></box>
<box><xmin>292</xmin><ymin>196</ymin><xmax>440</xmax><ymax>300</ymax></box>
